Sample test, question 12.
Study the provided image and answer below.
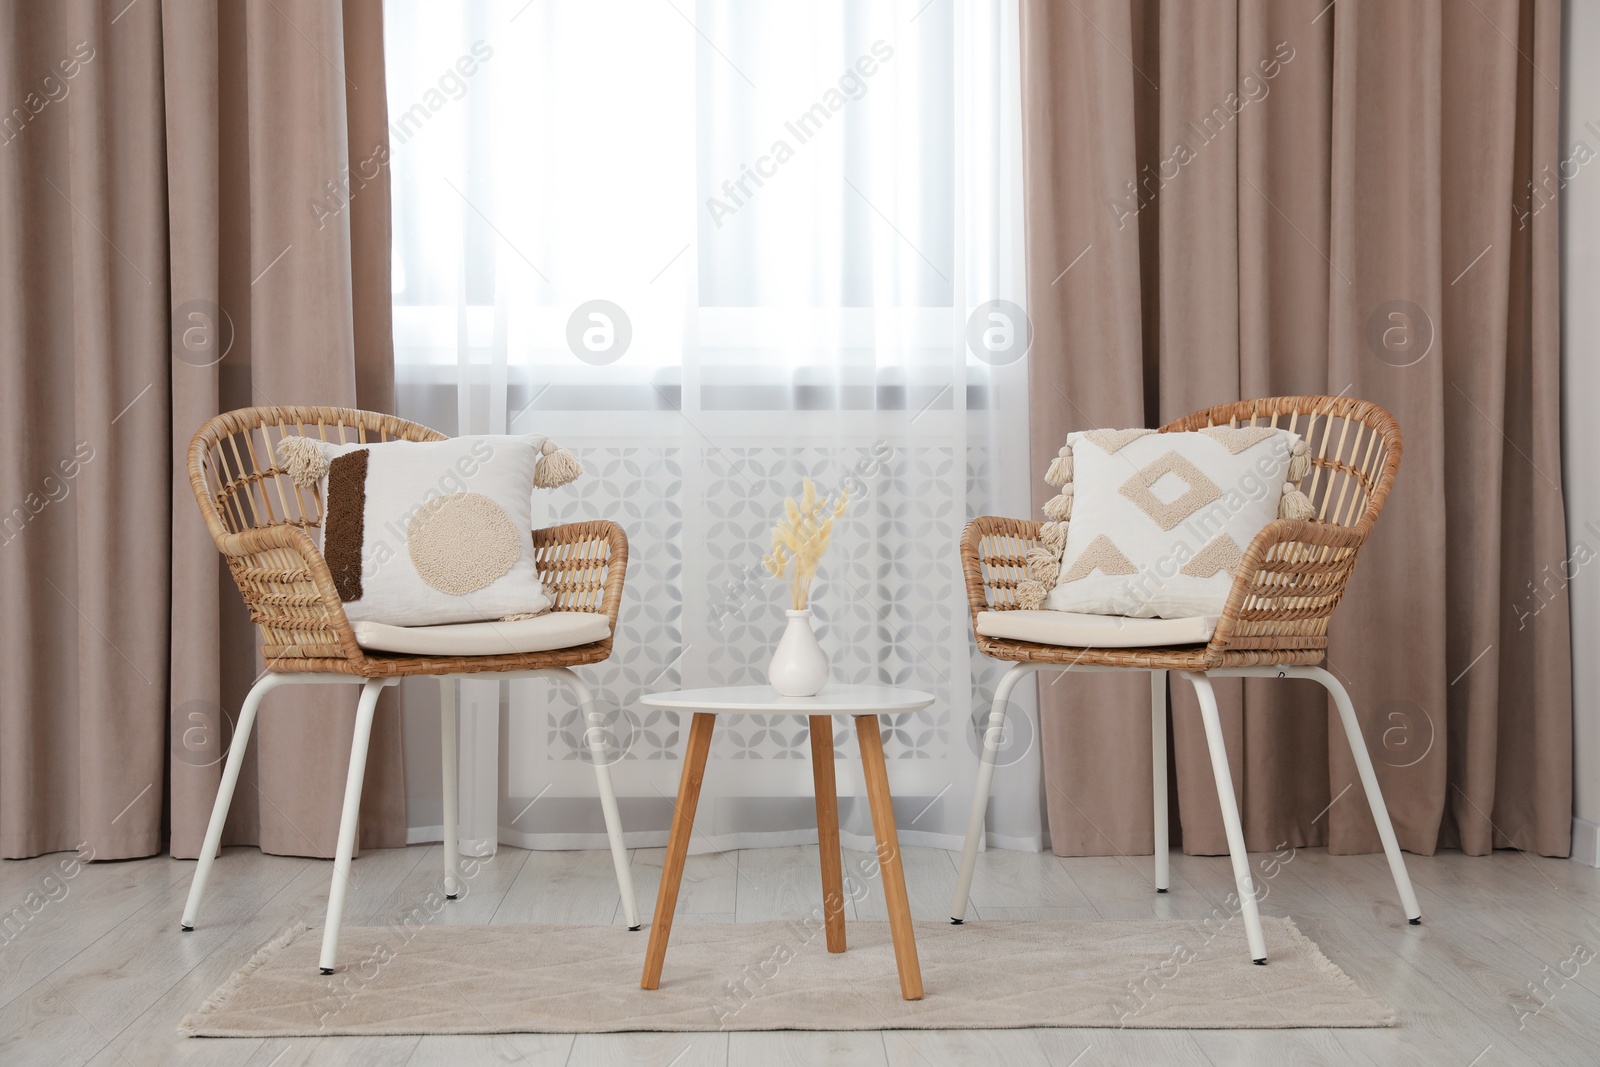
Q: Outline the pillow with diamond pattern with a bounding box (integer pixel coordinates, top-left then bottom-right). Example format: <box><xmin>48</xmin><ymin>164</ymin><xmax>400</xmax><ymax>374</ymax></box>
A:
<box><xmin>1016</xmin><ymin>426</ymin><xmax>1314</xmax><ymax>620</ymax></box>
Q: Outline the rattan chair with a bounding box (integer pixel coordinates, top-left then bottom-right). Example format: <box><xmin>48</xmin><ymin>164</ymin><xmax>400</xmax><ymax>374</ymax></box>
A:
<box><xmin>179</xmin><ymin>406</ymin><xmax>640</xmax><ymax>973</ymax></box>
<box><xmin>951</xmin><ymin>395</ymin><xmax>1421</xmax><ymax>964</ymax></box>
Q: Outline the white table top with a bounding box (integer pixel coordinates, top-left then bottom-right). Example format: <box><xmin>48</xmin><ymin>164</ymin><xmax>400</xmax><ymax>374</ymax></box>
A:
<box><xmin>641</xmin><ymin>684</ymin><xmax>935</xmax><ymax>716</ymax></box>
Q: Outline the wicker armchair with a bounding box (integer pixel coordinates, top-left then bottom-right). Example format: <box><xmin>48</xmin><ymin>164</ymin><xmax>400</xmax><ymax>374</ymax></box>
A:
<box><xmin>179</xmin><ymin>406</ymin><xmax>640</xmax><ymax>973</ymax></box>
<box><xmin>951</xmin><ymin>396</ymin><xmax>1420</xmax><ymax>964</ymax></box>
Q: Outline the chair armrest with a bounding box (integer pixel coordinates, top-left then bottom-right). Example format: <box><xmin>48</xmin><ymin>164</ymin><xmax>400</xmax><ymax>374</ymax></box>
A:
<box><xmin>1207</xmin><ymin>518</ymin><xmax>1369</xmax><ymax>655</ymax></box>
<box><xmin>532</xmin><ymin>520</ymin><xmax>629</xmax><ymax>636</ymax></box>
<box><xmin>216</xmin><ymin>524</ymin><xmax>364</xmax><ymax>665</ymax></box>
<box><xmin>961</xmin><ymin>516</ymin><xmax>1043</xmax><ymax>626</ymax></box>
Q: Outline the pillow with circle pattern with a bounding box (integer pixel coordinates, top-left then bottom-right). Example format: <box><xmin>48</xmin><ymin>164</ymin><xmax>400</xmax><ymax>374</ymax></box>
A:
<box><xmin>274</xmin><ymin>433</ymin><xmax>582</xmax><ymax>628</ymax></box>
<box><xmin>1016</xmin><ymin>426</ymin><xmax>1315</xmax><ymax>620</ymax></box>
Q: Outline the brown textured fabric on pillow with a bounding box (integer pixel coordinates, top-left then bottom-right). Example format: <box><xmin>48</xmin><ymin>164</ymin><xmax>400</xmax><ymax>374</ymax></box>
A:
<box><xmin>323</xmin><ymin>449</ymin><xmax>370</xmax><ymax>602</ymax></box>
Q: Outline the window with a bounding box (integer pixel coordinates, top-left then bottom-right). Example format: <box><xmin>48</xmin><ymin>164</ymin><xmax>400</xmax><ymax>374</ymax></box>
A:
<box><xmin>385</xmin><ymin>0</ymin><xmax>1040</xmax><ymax>857</ymax></box>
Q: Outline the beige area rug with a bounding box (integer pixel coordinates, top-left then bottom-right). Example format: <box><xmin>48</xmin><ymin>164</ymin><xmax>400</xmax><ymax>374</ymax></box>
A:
<box><xmin>182</xmin><ymin>917</ymin><xmax>1394</xmax><ymax>1036</ymax></box>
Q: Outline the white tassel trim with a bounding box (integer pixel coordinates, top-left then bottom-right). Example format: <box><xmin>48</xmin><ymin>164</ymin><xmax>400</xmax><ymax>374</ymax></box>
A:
<box><xmin>1026</xmin><ymin>545</ymin><xmax>1060</xmax><ymax>571</ymax></box>
<box><xmin>1025</xmin><ymin>536</ymin><xmax>1066</xmax><ymax>596</ymax></box>
<box><xmin>1043</xmin><ymin>486</ymin><xmax>1074</xmax><ymax>522</ymax></box>
<box><xmin>275</xmin><ymin>436</ymin><xmax>329</xmax><ymax>489</ymax></box>
<box><xmin>1016</xmin><ymin>579</ymin><xmax>1047</xmax><ymax>610</ymax></box>
<box><xmin>534</xmin><ymin>438</ymin><xmax>583</xmax><ymax>488</ymax></box>
<box><xmin>1279</xmin><ymin>483</ymin><xmax>1316</xmax><ymax>520</ymax></box>
<box><xmin>1287</xmin><ymin>439</ymin><xmax>1312</xmax><ymax>482</ymax></box>
<box><xmin>1039</xmin><ymin>521</ymin><xmax>1067</xmax><ymax>552</ymax></box>
<box><xmin>1044</xmin><ymin>445</ymin><xmax>1074</xmax><ymax>488</ymax></box>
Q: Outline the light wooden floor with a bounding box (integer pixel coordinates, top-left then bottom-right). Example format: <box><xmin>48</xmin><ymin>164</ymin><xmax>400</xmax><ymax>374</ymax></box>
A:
<box><xmin>2</xmin><ymin>841</ymin><xmax>1598</xmax><ymax>1065</ymax></box>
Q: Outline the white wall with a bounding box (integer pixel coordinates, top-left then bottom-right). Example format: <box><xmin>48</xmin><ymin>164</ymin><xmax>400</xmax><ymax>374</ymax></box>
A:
<box><xmin>1562</xmin><ymin>0</ymin><xmax>1600</xmax><ymax>866</ymax></box>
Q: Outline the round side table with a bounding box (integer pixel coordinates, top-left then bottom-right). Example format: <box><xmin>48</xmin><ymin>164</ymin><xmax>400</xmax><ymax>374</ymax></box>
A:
<box><xmin>636</xmin><ymin>684</ymin><xmax>934</xmax><ymax>1001</ymax></box>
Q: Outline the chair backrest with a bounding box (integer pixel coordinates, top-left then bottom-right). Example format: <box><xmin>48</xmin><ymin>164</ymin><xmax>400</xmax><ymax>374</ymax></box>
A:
<box><xmin>1161</xmin><ymin>396</ymin><xmax>1402</xmax><ymax>656</ymax></box>
<box><xmin>1159</xmin><ymin>395</ymin><xmax>1402</xmax><ymax>536</ymax></box>
<box><xmin>187</xmin><ymin>406</ymin><xmax>447</xmax><ymax>548</ymax></box>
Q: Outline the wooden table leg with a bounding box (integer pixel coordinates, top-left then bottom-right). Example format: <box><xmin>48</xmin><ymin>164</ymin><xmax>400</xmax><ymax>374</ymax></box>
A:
<box><xmin>808</xmin><ymin>715</ymin><xmax>847</xmax><ymax>953</ymax></box>
<box><xmin>854</xmin><ymin>714</ymin><xmax>924</xmax><ymax>1001</ymax></box>
<box><xmin>641</xmin><ymin>712</ymin><xmax>715</xmax><ymax>990</ymax></box>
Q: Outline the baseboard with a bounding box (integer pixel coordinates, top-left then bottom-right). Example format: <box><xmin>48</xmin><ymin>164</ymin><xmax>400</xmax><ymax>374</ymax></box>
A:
<box><xmin>1573</xmin><ymin>817</ymin><xmax>1600</xmax><ymax>868</ymax></box>
<box><xmin>404</xmin><ymin>822</ymin><xmax>1050</xmax><ymax>855</ymax></box>
<box><xmin>403</xmin><ymin>825</ymin><xmax>494</xmax><ymax>856</ymax></box>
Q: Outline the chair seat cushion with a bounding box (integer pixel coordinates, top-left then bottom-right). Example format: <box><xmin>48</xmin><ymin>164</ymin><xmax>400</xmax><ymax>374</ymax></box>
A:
<box><xmin>975</xmin><ymin>609</ymin><xmax>1216</xmax><ymax>648</ymax></box>
<box><xmin>351</xmin><ymin>611</ymin><xmax>610</xmax><ymax>656</ymax></box>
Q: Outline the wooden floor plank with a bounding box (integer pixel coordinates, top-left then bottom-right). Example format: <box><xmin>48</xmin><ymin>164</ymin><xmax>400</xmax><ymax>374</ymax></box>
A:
<box><xmin>45</xmin><ymin>853</ymin><xmax>310</xmax><ymax>1039</ymax></box>
<box><xmin>491</xmin><ymin>848</ymin><xmax>627</xmax><ymax>926</ymax></box>
<box><xmin>1055</xmin><ymin>855</ymin><xmax>1219</xmax><ymax>921</ymax></box>
<box><xmin>1034</xmin><ymin>1028</ymin><xmax>1211</xmax><ymax>1067</ymax></box>
<box><xmin>631</xmin><ymin>846</ymin><xmax>740</xmax><ymax>924</ymax></box>
<box><xmin>1189</xmin><ymin>1025</ymin><xmax>1351</xmax><ymax>1066</ymax></box>
<box><xmin>883</xmin><ymin>1027</ymin><xmax>1049</xmax><ymax>1067</ymax></box>
<box><xmin>375</xmin><ymin>844</ymin><xmax>530</xmax><ymax>929</ymax></box>
<box><xmin>727</xmin><ymin>1029</ymin><xmax>886</xmax><ymax>1067</ymax></box>
<box><xmin>732</xmin><ymin>845</ymin><xmax>861</xmax><ymax>926</ymax></box>
<box><xmin>842</xmin><ymin>844</ymin><xmax>958</xmax><ymax>924</ymax></box>
<box><xmin>960</xmin><ymin>845</ymin><xmax>1094</xmax><ymax>912</ymax></box>
<box><xmin>85</xmin><ymin>850</ymin><xmax>428</xmax><ymax>1067</ymax></box>
<box><xmin>406</xmin><ymin>1033</ymin><xmax>573</xmax><ymax>1066</ymax></box>
<box><xmin>0</xmin><ymin>852</ymin><xmax>194</xmax><ymax>1011</ymax></box>
<box><xmin>566</xmin><ymin>1031</ymin><xmax>727</xmax><ymax>1067</ymax></box>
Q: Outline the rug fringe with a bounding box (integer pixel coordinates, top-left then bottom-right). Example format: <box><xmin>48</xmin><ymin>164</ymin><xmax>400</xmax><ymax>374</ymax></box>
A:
<box><xmin>178</xmin><ymin>921</ymin><xmax>312</xmax><ymax>1037</ymax></box>
<box><xmin>1275</xmin><ymin>917</ymin><xmax>1398</xmax><ymax>1027</ymax></box>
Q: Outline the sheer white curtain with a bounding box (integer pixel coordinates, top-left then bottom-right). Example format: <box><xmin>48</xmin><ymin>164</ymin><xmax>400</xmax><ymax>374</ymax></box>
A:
<box><xmin>384</xmin><ymin>0</ymin><xmax>1040</xmax><ymax>858</ymax></box>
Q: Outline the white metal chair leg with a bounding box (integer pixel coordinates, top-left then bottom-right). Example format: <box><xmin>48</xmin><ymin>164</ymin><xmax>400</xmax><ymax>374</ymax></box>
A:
<box><xmin>1151</xmin><ymin>669</ymin><xmax>1169</xmax><ymax>893</ymax></box>
<box><xmin>1181</xmin><ymin>671</ymin><xmax>1268</xmax><ymax>964</ymax></box>
<box><xmin>181</xmin><ymin>672</ymin><xmax>287</xmax><ymax>930</ymax></box>
<box><xmin>318</xmin><ymin>679</ymin><xmax>391</xmax><ymax>974</ymax></box>
<box><xmin>440</xmin><ymin>677</ymin><xmax>460</xmax><ymax>899</ymax></box>
<box><xmin>549</xmin><ymin>667</ymin><xmax>640</xmax><ymax>930</ymax></box>
<box><xmin>951</xmin><ymin>662</ymin><xmax>1043</xmax><ymax>923</ymax></box>
<box><xmin>1302</xmin><ymin>665</ymin><xmax>1422</xmax><ymax>923</ymax></box>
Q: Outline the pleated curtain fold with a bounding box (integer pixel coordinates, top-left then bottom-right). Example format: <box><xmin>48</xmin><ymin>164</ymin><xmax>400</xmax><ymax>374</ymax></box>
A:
<box><xmin>0</xmin><ymin>0</ymin><xmax>404</xmax><ymax>860</ymax></box>
<box><xmin>1022</xmin><ymin>0</ymin><xmax>1570</xmax><ymax>859</ymax></box>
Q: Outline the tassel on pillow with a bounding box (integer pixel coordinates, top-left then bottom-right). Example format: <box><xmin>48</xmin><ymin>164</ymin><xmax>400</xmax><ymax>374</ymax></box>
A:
<box><xmin>1025</xmin><ymin>543</ymin><xmax>1062</xmax><ymax>591</ymax></box>
<box><xmin>1016</xmin><ymin>578</ymin><xmax>1047</xmax><ymax>610</ymax></box>
<box><xmin>1279</xmin><ymin>482</ymin><xmax>1316</xmax><ymax>520</ymax></box>
<box><xmin>1287</xmin><ymin>439</ymin><xmax>1312</xmax><ymax>483</ymax></box>
<box><xmin>1044</xmin><ymin>445</ymin><xmax>1074</xmax><ymax>488</ymax></box>
<box><xmin>534</xmin><ymin>437</ymin><xmax>583</xmax><ymax>488</ymax></box>
<box><xmin>1027</xmin><ymin>545</ymin><xmax>1060</xmax><ymax>572</ymax></box>
<box><xmin>1032</xmin><ymin>559</ymin><xmax>1060</xmax><ymax>585</ymax></box>
<box><xmin>1039</xmin><ymin>520</ymin><xmax>1067</xmax><ymax>552</ymax></box>
<box><xmin>1043</xmin><ymin>486</ymin><xmax>1074</xmax><ymax>522</ymax></box>
<box><xmin>276</xmin><ymin>436</ymin><xmax>330</xmax><ymax>489</ymax></box>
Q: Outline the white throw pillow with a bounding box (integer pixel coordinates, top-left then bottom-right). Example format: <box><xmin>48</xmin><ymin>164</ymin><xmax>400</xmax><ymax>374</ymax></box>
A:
<box><xmin>1019</xmin><ymin>426</ymin><xmax>1313</xmax><ymax>620</ymax></box>
<box><xmin>275</xmin><ymin>433</ymin><xmax>582</xmax><ymax>628</ymax></box>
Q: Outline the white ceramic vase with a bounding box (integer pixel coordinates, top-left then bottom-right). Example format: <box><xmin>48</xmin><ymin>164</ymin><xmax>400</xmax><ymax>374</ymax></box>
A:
<box><xmin>769</xmin><ymin>608</ymin><xmax>829</xmax><ymax>697</ymax></box>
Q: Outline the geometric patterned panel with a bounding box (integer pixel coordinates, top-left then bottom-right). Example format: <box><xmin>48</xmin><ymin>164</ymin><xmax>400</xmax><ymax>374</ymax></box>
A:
<box><xmin>533</xmin><ymin>443</ymin><xmax>991</xmax><ymax>768</ymax></box>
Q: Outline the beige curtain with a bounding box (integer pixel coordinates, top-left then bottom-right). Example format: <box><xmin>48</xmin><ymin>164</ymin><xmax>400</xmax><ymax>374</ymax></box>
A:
<box><xmin>1023</xmin><ymin>0</ymin><xmax>1571</xmax><ymax>858</ymax></box>
<box><xmin>0</xmin><ymin>0</ymin><xmax>403</xmax><ymax>860</ymax></box>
